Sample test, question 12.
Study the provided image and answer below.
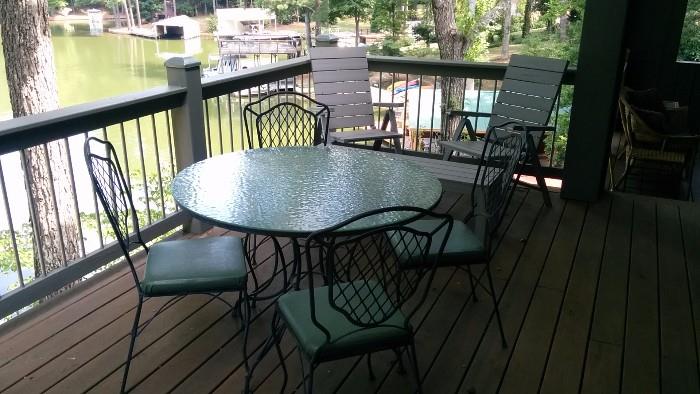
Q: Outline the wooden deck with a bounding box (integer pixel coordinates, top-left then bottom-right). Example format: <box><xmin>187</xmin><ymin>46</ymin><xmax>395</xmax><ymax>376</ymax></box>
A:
<box><xmin>1</xmin><ymin>189</ymin><xmax>699</xmax><ymax>393</ymax></box>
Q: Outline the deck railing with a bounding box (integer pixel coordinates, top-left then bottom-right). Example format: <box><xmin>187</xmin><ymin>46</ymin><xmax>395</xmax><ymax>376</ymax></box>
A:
<box><xmin>0</xmin><ymin>55</ymin><xmax>576</xmax><ymax>321</ymax></box>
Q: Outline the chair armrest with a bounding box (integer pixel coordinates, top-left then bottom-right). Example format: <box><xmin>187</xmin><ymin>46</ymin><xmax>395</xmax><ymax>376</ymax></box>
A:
<box><xmin>373</xmin><ymin>102</ymin><xmax>403</xmax><ymax>108</ymax></box>
<box><xmin>447</xmin><ymin>110</ymin><xmax>492</xmax><ymax>118</ymax></box>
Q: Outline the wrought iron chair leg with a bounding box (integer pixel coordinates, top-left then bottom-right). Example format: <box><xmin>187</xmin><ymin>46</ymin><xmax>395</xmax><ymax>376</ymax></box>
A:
<box><xmin>465</xmin><ymin>265</ymin><xmax>479</xmax><ymax>302</ymax></box>
<box><xmin>408</xmin><ymin>342</ymin><xmax>423</xmax><ymax>394</ymax></box>
<box><xmin>367</xmin><ymin>353</ymin><xmax>376</xmax><ymax>380</ymax></box>
<box><xmin>306</xmin><ymin>363</ymin><xmax>315</xmax><ymax>394</ymax></box>
<box><xmin>393</xmin><ymin>348</ymin><xmax>406</xmax><ymax>375</ymax></box>
<box><xmin>486</xmin><ymin>266</ymin><xmax>507</xmax><ymax>348</ymax></box>
<box><xmin>121</xmin><ymin>297</ymin><xmax>143</xmax><ymax>394</ymax></box>
<box><xmin>272</xmin><ymin>318</ymin><xmax>288</xmax><ymax>394</ymax></box>
<box><xmin>292</xmin><ymin>238</ymin><xmax>303</xmax><ymax>291</ymax></box>
<box><xmin>241</xmin><ymin>291</ymin><xmax>251</xmax><ymax>392</ymax></box>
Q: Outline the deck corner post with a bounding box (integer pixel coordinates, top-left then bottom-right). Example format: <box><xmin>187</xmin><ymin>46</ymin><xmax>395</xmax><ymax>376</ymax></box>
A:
<box><xmin>165</xmin><ymin>57</ymin><xmax>210</xmax><ymax>233</ymax></box>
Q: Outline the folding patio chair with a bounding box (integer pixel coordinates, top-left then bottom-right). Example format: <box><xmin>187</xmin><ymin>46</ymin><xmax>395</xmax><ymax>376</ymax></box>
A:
<box><xmin>309</xmin><ymin>47</ymin><xmax>403</xmax><ymax>153</ymax></box>
<box><xmin>439</xmin><ymin>54</ymin><xmax>569</xmax><ymax>207</ymax></box>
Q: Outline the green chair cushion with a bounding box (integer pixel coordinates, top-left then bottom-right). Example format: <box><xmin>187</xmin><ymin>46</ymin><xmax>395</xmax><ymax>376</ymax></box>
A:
<box><xmin>141</xmin><ymin>236</ymin><xmax>247</xmax><ymax>297</ymax></box>
<box><xmin>391</xmin><ymin>219</ymin><xmax>487</xmax><ymax>267</ymax></box>
<box><xmin>277</xmin><ymin>282</ymin><xmax>411</xmax><ymax>362</ymax></box>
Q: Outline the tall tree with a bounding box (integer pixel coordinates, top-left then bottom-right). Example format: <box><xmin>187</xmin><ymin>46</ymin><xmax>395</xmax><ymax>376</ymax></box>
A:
<box><xmin>259</xmin><ymin>0</ymin><xmax>328</xmax><ymax>50</ymax></box>
<box><xmin>431</xmin><ymin>0</ymin><xmax>500</xmax><ymax>132</ymax></box>
<box><xmin>521</xmin><ymin>0</ymin><xmax>533</xmax><ymax>37</ymax></box>
<box><xmin>371</xmin><ymin>0</ymin><xmax>405</xmax><ymax>38</ymax></box>
<box><xmin>0</xmin><ymin>0</ymin><xmax>82</xmax><ymax>278</ymax></box>
<box><xmin>329</xmin><ymin>0</ymin><xmax>373</xmax><ymax>46</ymax></box>
<box><xmin>501</xmin><ymin>0</ymin><xmax>512</xmax><ymax>58</ymax></box>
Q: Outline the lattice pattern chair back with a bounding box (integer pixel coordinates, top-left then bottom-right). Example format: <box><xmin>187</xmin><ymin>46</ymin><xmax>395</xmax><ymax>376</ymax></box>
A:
<box><xmin>305</xmin><ymin>207</ymin><xmax>452</xmax><ymax>331</ymax></box>
<box><xmin>84</xmin><ymin>137</ymin><xmax>146</xmax><ymax>280</ymax></box>
<box><xmin>243</xmin><ymin>92</ymin><xmax>330</xmax><ymax>149</ymax></box>
<box><xmin>470</xmin><ymin>130</ymin><xmax>525</xmax><ymax>247</ymax></box>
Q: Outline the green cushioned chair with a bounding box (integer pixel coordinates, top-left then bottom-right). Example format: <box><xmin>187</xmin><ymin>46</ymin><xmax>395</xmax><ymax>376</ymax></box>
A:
<box><xmin>393</xmin><ymin>130</ymin><xmax>526</xmax><ymax>348</ymax></box>
<box><xmin>84</xmin><ymin>137</ymin><xmax>249</xmax><ymax>394</ymax></box>
<box><xmin>268</xmin><ymin>207</ymin><xmax>452</xmax><ymax>394</ymax></box>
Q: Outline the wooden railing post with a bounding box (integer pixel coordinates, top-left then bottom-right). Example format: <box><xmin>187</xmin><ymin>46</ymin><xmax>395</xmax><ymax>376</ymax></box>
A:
<box><xmin>165</xmin><ymin>57</ymin><xmax>210</xmax><ymax>233</ymax></box>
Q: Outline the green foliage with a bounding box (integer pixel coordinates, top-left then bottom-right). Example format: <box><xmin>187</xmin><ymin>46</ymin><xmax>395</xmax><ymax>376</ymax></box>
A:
<box><xmin>402</xmin><ymin>46</ymin><xmax>439</xmax><ymax>58</ymax></box>
<box><xmin>679</xmin><ymin>0</ymin><xmax>700</xmax><ymax>62</ymax></box>
<box><xmin>206</xmin><ymin>15</ymin><xmax>218</xmax><ymax>33</ymax></box>
<box><xmin>0</xmin><ymin>224</ymin><xmax>34</xmax><ymax>274</ymax></box>
<box><xmin>136</xmin><ymin>0</ymin><xmax>164</xmax><ymax>22</ymax></box>
<box><xmin>412</xmin><ymin>22</ymin><xmax>436</xmax><ymax>46</ymax></box>
<box><xmin>371</xmin><ymin>0</ymin><xmax>406</xmax><ymax>38</ymax></box>
<box><xmin>258</xmin><ymin>0</ymin><xmax>326</xmax><ymax>23</ymax></box>
<box><xmin>48</xmin><ymin>0</ymin><xmax>68</xmax><ymax>12</ymax></box>
<box><xmin>328</xmin><ymin>0</ymin><xmax>373</xmax><ymax>25</ymax></box>
<box><xmin>368</xmin><ymin>37</ymin><xmax>410</xmax><ymax>56</ymax></box>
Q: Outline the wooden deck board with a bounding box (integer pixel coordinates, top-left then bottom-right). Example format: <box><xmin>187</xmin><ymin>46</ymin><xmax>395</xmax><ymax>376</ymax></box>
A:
<box><xmin>1</xmin><ymin>191</ymin><xmax>699</xmax><ymax>394</ymax></box>
<box><xmin>622</xmin><ymin>199</ymin><xmax>660</xmax><ymax>394</ymax></box>
<box><xmin>539</xmin><ymin>197</ymin><xmax>612</xmax><ymax>394</ymax></box>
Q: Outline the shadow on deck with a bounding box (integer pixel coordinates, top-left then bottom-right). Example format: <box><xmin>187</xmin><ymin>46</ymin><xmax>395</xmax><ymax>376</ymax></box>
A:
<box><xmin>1</xmin><ymin>189</ymin><xmax>699</xmax><ymax>393</ymax></box>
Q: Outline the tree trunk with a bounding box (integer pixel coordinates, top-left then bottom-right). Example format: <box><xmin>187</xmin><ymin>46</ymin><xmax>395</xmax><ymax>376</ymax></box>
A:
<box><xmin>113</xmin><ymin>3</ymin><xmax>121</xmax><ymax>28</ymax></box>
<box><xmin>304</xmin><ymin>11</ymin><xmax>312</xmax><ymax>50</ymax></box>
<box><xmin>124</xmin><ymin>0</ymin><xmax>134</xmax><ymax>29</ymax></box>
<box><xmin>522</xmin><ymin>0</ymin><xmax>532</xmax><ymax>38</ymax></box>
<box><xmin>0</xmin><ymin>0</ymin><xmax>82</xmax><ymax>278</ymax></box>
<box><xmin>354</xmin><ymin>15</ymin><xmax>360</xmax><ymax>46</ymax></box>
<box><xmin>559</xmin><ymin>12</ymin><xmax>569</xmax><ymax>40</ymax></box>
<box><xmin>432</xmin><ymin>0</ymin><xmax>468</xmax><ymax>138</ymax></box>
<box><xmin>501</xmin><ymin>0</ymin><xmax>512</xmax><ymax>58</ymax></box>
<box><xmin>559</xmin><ymin>0</ymin><xmax>568</xmax><ymax>40</ymax></box>
<box><xmin>134</xmin><ymin>0</ymin><xmax>142</xmax><ymax>26</ymax></box>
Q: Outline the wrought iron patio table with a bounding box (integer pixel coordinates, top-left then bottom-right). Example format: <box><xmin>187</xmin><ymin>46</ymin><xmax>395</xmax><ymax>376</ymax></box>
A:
<box><xmin>171</xmin><ymin>145</ymin><xmax>443</xmax><ymax>293</ymax></box>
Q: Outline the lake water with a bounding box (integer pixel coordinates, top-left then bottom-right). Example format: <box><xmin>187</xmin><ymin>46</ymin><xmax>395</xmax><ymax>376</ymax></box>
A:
<box><xmin>0</xmin><ymin>22</ymin><xmax>220</xmax><ymax>119</ymax></box>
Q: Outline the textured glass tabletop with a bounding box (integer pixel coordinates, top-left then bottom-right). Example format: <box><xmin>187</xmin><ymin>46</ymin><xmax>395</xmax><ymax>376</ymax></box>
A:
<box><xmin>172</xmin><ymin>146</ymin><xmax>443</xmax><ymax>236</ymax></box>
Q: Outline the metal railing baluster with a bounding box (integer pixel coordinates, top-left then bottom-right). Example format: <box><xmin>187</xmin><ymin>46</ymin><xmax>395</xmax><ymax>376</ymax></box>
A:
<box><xmin>62</xmin><ymin>137</ymin><xmax>86</xmax><ymax>257</ymax></box>
<box><xmin>135</xmin><ymin>118</ymin><xmax>152</xmax><ymax>225</ymax></box>
<box><xmin>84</xmin><ymin>132</ymin><xmax>104</xmax><ymax>248</ymax></box>
<box><xmin>416</xmin><ymin>75</ymin><xmax>424</xmax><ymax>152</ymax></box>
<box><xmin>119</xmin><ymin>123</ymin><xmax>131</xmax><ymax>191</ymax></box>
<box><xmin>204</xmin><ymin>100</ymin><xmax>212</xmax><ymax>157</ymax></box>
<box><xmin>216</xmin><ymin>96</ymin><xmax>224</xmax><ymax>156</ymax></box>
<box><xmin>0</xmin><ymin>159</ymin><xmax>24</xmax><ymax>287</ymax></box>
<box><xmin>150</xmin><ymin>114</ymin><xmax>166</xmax><ymax>218</ymax></box>
<box><xmin>19</xmin><ymin>150</ymin><xmax>46</xmax><ymax>277</ymax></box>
<box><xmin>429</xmin><ymin>75</ymin><xmax>438</xmax><ymax>144</ymax></box>
<box><xmin>227</xmin><ymin>94</ymin><xmax>234</xmax><ymax>152</ymax></box>
<box><xmin>41</xmin><ymin>143</ymin><xmax>69</xmax><ymax>267</ymax></box>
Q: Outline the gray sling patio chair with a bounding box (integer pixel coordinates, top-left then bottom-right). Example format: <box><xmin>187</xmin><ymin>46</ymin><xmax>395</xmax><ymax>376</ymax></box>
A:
<box><xmin>309</xmin><ymin>46</ymin><xmax>403</xmax><ymax>153</ymax></box>
<box><xmin>84</xmin><ymin>137</ymin><xmax>250</xmax><ymax>394</ymax></box>
<box><xmin>439</xmin><ymin>54</ymin><xmax>569</xmax><ymax>207</ymax></box>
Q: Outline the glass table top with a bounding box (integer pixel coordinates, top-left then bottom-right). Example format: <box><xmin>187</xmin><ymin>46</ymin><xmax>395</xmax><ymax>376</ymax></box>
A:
<box><xmin>172</xmin><ymin>146</ymin><xmax>443</xmax><ymax>236</ymax></box>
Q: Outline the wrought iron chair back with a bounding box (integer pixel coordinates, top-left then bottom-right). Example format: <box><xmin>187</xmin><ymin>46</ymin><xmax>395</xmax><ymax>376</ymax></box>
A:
<box><xmin>469</xmin><ymin>129</ymin><xmax>526</xmax><ymax>250</ymax></box>
<box><xmin>304</xmin><ymin>207</ymin><xmax>453</xmax><ymax>338</ymax></box>
<box><xmin>84</xmin><ymin>137</ymin><xmax>146</xmax><ymax>286</ymax></box>
<box><xmin>243</xmin><ymin>92</ymin><xmax>330</xmax><ymax>149</ymax></box>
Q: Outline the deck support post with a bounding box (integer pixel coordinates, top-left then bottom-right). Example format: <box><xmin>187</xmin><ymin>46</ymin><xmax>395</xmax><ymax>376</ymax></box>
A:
<box><xmin>560</xmin><ymin>0</ymin><xmax>629</xmax><ymax>201</ymax></box>
<box><xmin>165</xmin><ymin>57</ymin><xmax>211</xmax><ymax>233</ymax></box>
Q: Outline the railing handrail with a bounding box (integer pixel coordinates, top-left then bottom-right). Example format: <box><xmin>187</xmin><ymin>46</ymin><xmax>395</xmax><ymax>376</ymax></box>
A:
<box><xmin>0</xmin><ymin>55</ymin><xmax>577</xmax><ymax>157</ymax></box>
<box><xmin>201</xmin><ymin>56</ymin><xmax>311</xmax><ymax>100</ymax></box>
<box><xmin>0</xmin><ymin>85</ymin><xmax>187</xmax><ymax>156</ymax></box>
<box><xmin>367</xmin><ymin>55</ymin><xmax>577</xmax><ymax>84</ymax></box>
